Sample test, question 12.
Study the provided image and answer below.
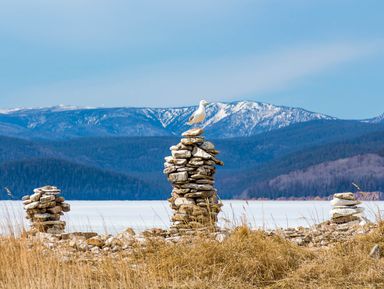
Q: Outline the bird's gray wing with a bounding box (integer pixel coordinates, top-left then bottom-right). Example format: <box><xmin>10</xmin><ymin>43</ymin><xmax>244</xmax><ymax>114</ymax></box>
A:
<box><xmin>188</xmin><ymin>111</ymin><xmax>196</xmax><ymax>122</ymax></box>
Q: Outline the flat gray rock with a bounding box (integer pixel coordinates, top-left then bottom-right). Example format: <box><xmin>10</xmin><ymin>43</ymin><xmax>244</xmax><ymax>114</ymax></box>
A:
<box><xmin>331</xmin><ymin>207</ymin><xmax>364</xmax><ymax>218</ymax></box>
<box><xmin>24</xmin><ymin>201</ymin><xmax>39</xmax><ymax>210</ymax></box>
<box><xmin>331</xmin><ymin>198</ymin><xmax>361</xmax><ymax>206</ymax></box>
<box><xmin>30</xmin><ymin>192</ymin><xmax>42</xmax><ymax>202</ymax></box>
<box><xmin>174</xmin><ymin>197</ymin><xmax>195</xmax><ymax>206</ymax></box>
<box><xmin>34</xmin><ymin>213</ymin><xmax>54</xmax><ymax>220</ymax></box>
<box><xmin>172</xmin><ymin>150</ymin><xmax>191</xmax><ymax>159</ymax></box>
<box><xmin>180</xmin><ymin>183</ymin><xmax>214</xmax><ymax>191</ymax></box>
<box><xmin>187</xmin><ymin>159</ymin><xmax>204</xmax><ymax>166</ymax></box>
<box><xmin>163</xmin><ymin>166</ymin><xmax>177</xmax><ymax>174</ymax></box>
<box><xmin>181</xmin><ymin>137</ymin><xmax>204</xmax><ymax>145</ymax></box>
<box><xmin>199</xmin><ymin>141</ymin><xmax>215</xmax><ymax>151</ymax></box>
<box><xmin>168</xmin><ymin>172</ymin><xmax>189</xmax><ymax>183</ymax></box>
<box><xmin>182</xmin><ymin>128</ymin><xmax>204</xmax><ymax>137</ymax></box>
<box><xmin>333</xmin><ymin>192</ymin><xmax>355</xmax><ymax>200</ymax></box>
<box><xmin>192</xmin><ymin>147</ymin><xmax>212</xmax><ymax>159</ymax></box>
<box><xmin>40</xmin><ymin>195</ymin><xmax>56</xmax><ymax>203</ymax></box>
<box><xmin>22</xmin><ymin>199</ymin><xmax>32</xmax><ymax>205</ymax></box>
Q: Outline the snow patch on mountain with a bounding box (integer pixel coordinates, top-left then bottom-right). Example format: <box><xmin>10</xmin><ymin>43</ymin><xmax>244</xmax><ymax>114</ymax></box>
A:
<box><xmin>365</xmin><ymin>113</ymin><xmax>384</xmax><ymax>124</ymax></box>
<box><xmin>0</xmin><ymin>105</ymin><xmax>95</xmax><ymax>115</ymax></box>
<box><xmin>0</xmin><ymin>108</ymin><xmax>26</xmax><ymax>114</ymax></box>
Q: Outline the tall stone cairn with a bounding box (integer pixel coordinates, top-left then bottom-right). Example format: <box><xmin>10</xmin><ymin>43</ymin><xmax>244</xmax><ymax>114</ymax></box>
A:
<box><xmin>330</xmin><ymin>192</ymin><xmax>364</xmax><ymax>224</ymax></box>
<box><xmin>164</xmin><ymin>128</ymin><xmax>224</xmax><ymax>236</ymax></box>
<box><xmin>22</xmin><ymin>185</ymin><xmax>71</xmax><ymax>234</ymax></box>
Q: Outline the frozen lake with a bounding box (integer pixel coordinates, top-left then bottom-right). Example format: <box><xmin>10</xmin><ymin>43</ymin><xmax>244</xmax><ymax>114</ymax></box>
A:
<box><xmin>1</xmin><ymin>200</ymin><xmax>383</xmax><ymax>235</ymax></box>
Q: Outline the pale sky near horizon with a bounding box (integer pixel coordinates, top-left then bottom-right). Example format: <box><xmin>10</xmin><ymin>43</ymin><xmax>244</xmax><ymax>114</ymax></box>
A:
<box><xmin>0</xmin><ymin>0</ymin><xmax>383</xmax><ymax>119</ymax></box>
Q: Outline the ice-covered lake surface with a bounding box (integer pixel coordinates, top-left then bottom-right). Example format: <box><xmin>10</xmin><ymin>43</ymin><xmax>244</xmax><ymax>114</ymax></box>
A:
<box><xmin>1</xmin><ymin>200</ymin><xmax>383</xmax><ymax>235</ymax></box>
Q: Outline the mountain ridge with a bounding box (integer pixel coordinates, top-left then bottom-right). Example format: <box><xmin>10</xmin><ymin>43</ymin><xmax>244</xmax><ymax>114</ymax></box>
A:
<box><xmin>0</xmin><ymin>101</ymin><xmax>335</xmax><ymax>139</ymax></box>
<box><xmin>366</xmin><ymin>113</ymin><xmax>384</xmax><ymax>124</ymax></box>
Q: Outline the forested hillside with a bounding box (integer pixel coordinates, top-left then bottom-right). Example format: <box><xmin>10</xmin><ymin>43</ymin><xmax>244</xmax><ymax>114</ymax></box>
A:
<box><xmin>0</xmin><ymin>159</ymin><xmax>162</xmax><ymax>200</ymax></box>
<box><xmin>0</xmin><ymin>119</ymin><xmax>383</xmax><ymax>200</ymax></box>
<box><xmin>241</xmin><ymin>154</ymin><xmax>384</xmax><ymax>199</ymax></box>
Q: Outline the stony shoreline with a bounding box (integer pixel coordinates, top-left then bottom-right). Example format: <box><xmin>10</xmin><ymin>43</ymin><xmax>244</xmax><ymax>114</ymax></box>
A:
<box><xmin>23</xmin><ymin>217</ymin><xmax>377</xmax><ymax>262</ymax></box>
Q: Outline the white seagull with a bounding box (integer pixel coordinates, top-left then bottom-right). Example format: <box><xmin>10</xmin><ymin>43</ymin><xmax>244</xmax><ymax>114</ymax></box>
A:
<box><xmin>187</xmin><ymin>100</ymin><xmax>209</xmax><ymax>125</ymax></box>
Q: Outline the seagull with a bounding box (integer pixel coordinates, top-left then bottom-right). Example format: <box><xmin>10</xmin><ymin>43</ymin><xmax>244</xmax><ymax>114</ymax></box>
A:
<box><xmin>187</xmin><ymin>100</ymin><xmax>208</xmax><ymax>125</ymax></box>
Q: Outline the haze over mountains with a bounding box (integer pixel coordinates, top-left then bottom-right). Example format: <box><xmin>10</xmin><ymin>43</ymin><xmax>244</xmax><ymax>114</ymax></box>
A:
<box><xmin>0</xmin><ymin>101</ymin><xmax>383</xmax><ymax>200</ymax></box>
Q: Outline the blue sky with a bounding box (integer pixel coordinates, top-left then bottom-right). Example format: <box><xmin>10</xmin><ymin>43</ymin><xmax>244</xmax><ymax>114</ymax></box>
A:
<box><xmin>0</xmin><ymin>0</ymin><xmax>383</xmax><ymax>119</ymax></box>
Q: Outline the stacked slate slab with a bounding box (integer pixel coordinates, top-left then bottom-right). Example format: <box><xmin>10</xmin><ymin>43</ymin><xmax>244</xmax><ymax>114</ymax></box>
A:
<box><xmin>330</xmin><ymin>192</ymin><xmax>364</xmax><ymax>224</ymax></box>
<box><xmin>164</xmin><ymin>128</ymin><xmax>224</xmax><ymax>236</ymax></box>
<box><xmin>22</xmin><ymin>186</ymin><xmax>70</xmax><ymax>234</ymax></box>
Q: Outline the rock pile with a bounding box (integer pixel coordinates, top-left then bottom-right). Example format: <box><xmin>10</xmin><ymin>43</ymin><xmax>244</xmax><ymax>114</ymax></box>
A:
<box><xmin>30</xmin><ymin>220</ymin><xmax>378</xmax><ymax>258</ymax></box>
<box><xmin>330</xmin><ymin>192</ymin><xmax>364</xmax><ymax>224</ymax></box>
<box><xmin>30</xmin><ymin>227</ymin><xmax>230</xmax><ymax>259</ymax></box>
<box><xmin>273</xmin><ymin>219</ymin><xmax>375</xmax><ymax>247</ymax></box>
<box><xmin>22</xmin><ymin>186</ymin><xmax>71</xmax><ymax>234</ymax></box>
<box><xmin>164</xmin><ymin>128</ymin><xmax>224</xmax><ymax>236</ymax></box>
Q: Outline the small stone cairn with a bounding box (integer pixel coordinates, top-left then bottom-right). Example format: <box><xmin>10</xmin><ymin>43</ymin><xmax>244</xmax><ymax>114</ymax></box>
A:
<box><xmin>22</xmin><ymin>186</ymin><xmax>70</xmax><ymax>234</ymax></box>
<box><xmin>330</xmin><ymin>192</ymin><xmax>364</xmax><ymax>224</ymax></box>
<box><xmin>164</xmin><ymin>128</ymin><xmax>224</xmax><ymax>236</ymax></box>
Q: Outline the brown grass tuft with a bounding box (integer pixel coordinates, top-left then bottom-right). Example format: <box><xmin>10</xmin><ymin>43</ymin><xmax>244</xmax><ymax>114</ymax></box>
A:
<box><xmin>273</xmin><ymin>222</ymin><xmax>384</xmax><ymax>289</ymax></box>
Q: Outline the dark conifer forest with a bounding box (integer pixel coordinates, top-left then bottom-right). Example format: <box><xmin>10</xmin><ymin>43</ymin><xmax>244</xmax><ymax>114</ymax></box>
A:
<box><xmin>0</xmin><ymin>120</ymin><xmax>383</xmax><ymax>200</ymax></box>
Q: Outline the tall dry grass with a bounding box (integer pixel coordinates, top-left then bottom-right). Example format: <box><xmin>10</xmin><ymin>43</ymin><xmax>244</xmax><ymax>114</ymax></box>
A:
<box><xmin>0</xmin><ymin>225</ymin><xmax>383</xmax><ymax>289</ymax></box>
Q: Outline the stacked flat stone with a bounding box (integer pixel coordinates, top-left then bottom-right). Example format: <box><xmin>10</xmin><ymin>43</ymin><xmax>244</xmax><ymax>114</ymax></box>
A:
<box><xmin>22</xmin><ymin>186</ymin><xmax>70</xmax><ymax>234</ymax></box>
<box><xmin>164</xmin><ymin>128</ymin><xmax>224</xmax><ymax>236</ymax></box>
<box><xmin>330</xmin><ymin>192</ymin><xmax>364</xmax><ymax>224</ymax></box>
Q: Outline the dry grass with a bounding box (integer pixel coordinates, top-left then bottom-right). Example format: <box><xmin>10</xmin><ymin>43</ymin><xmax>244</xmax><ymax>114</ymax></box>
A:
<box><xmin>0</xmin><ymin>225</ymin><xmax>383</xmax><ymax>289</ymax></box>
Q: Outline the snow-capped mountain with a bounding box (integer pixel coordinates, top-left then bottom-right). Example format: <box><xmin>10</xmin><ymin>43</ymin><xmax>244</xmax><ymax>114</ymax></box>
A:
<box><xmin>150</xmin><ymin>101</ymin><xmax>335</xmax><ymax>138</ymax></box>
<box><xmin>0</xmin><ymin>101</ymin><xmax>335</xmax><ymax>139</ymax></box>
<box><xmin>365</xmin><ymin>113</ymin><xmax>384</xmax><ymax>124</ymax></box>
